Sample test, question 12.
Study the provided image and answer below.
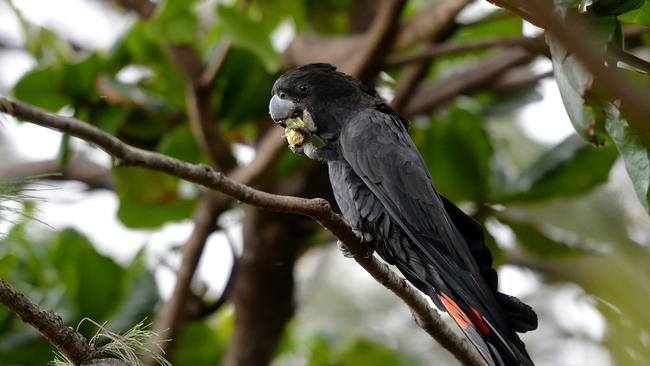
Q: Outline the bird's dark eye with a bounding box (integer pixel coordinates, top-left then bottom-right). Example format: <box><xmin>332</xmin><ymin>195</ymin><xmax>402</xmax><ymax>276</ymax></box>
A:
<box><xmin>299</xmin><ymin>85</ymin><xmax>308</xmax><ymax>92</ymax></box>
<box><xmin>279</xmin><ymin>92</ymin><xmax>287</xmax><ymax>99</ymax></box>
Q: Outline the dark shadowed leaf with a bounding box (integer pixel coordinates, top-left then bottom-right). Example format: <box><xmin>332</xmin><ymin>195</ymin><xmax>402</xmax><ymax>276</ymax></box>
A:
<box><xmin>618</xmin><ymin>0</ymin><xmax>650</xmax><ymax>24</ymax></box>
<box><xmin>592</xmin><ymin>0</ymin><xmax>645</xmax><ymax>15</ymax></box>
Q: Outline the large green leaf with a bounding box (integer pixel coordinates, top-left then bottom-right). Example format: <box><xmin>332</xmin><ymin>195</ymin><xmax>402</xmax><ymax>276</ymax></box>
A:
<box><xmin>171</xmin><ymin>320</ymin><xmax>224</xmax><ymax>366</ymax></box>
<box><xmin>114</xmin><ymin>167</ymin><xmax>197</xmax><ymax>228</ymax></box>
<box><xmin>157</xmin><ymin>124</ymin><xmax>204</xmax><ymax>164</ymax></box>
<box><xmin>13</xmin><ymin>66</ymin><xmax>69</xmax><ymax>111</ymax></box>
<box><xmin>212</xmin><ymin>48</ymin><xmax>277</xmax><ymax>126</ymax></box>
<box><xmin>414</xmin><ymin>104</ymin><xmax>494</xmax><ymax>202</ymax></box>
<box><xmin>604</xmin><ymin>102</ymin><xmax>650</xmax><ymax>211</ymax></box>
<box><xmin>61</xmin><ymin>53</ymin><xmax>103</xmax><ymax>101</ymax></box>
<box><xmin>106</xmin><ymin>250</ymin><xmax>159</xmax><ymax>332</ymax></box>
<box><xmin>51</xmin><ymin>228</ymin><xmax>124</xmax><ymax>322</ymax></box>
<box><xmin>505</xmin><ymin>134</ymin><xmax>618</xmax><ymax>202</ymax></box>
<box><xmin>216</xmin><ymin>5</ymin><xmax>280</xmax><ymax>72</ymax></box>
<box><xmin>148</xmin><ymin>0</ymin><xmax>198</xmax><ymax>44</ymax></box>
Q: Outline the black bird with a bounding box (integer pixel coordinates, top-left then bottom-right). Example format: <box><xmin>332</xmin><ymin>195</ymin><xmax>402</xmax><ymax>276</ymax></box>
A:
<box><xmin>269</xmin><ymin>63</ymin><xmax>537</xmax><ymax>366</ymax></box>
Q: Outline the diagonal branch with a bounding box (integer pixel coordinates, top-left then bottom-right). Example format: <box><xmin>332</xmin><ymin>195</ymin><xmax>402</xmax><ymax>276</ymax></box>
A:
<box><xmin>0</xmin><ymin>96</ymin><xmax>484</xmax><ymax>366</ymax></box>
<box><xmin>390</xmin><ymin>0</ymin><xmax>473</xmax><ymax>112</ymax></box>
<box><xmin>0</xmin><ymin>279</ymin><xmax>127</xmax><ymax>366</ymax></box>
<box><xmin>404</xmin><ymin>47</ymin><xmax>535</xmax><ymax>116</ymax></box>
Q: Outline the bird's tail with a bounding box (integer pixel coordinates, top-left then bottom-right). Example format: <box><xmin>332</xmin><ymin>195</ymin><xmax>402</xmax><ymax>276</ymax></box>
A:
<box><xmin>438</xmin><ymin>291</ymin><xmax>535</xmax><ymax>366</ymax></box>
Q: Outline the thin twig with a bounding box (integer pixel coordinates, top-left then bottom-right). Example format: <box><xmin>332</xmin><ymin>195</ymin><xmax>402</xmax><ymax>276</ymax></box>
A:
<box><xmin>0</xmin><ymin>96</ymin><xmax>484</xmax><ymax>366</ymax></box>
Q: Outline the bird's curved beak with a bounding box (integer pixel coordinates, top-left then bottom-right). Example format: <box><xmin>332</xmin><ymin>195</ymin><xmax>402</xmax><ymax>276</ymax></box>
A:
<box><xmin>269</xmin><ymin>94</ymin><xmax>298</xmax><ymax>127</ymax></box>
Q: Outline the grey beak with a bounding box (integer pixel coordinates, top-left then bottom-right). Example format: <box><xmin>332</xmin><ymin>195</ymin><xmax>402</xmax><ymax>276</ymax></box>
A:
<box><xmin>269</xmin><ymin>94</ymin><xmax>297</xmax><ymax>126</ymax></box>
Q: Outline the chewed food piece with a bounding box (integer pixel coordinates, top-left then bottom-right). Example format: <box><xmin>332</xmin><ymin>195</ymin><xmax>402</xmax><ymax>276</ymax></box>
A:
<box><xmin>284</xmin><ymin>117</ymin><xmax>306</xmax><ymax>147</ymax></box>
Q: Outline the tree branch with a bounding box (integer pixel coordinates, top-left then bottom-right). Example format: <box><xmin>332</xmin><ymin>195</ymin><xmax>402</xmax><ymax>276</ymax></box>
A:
<box><xmin>0</xmin><ymin>278</ymin><xmax>128</xmax><ymax>366</ymax></box>
<box><xmin>0</xmin><ymin>96</ymin><xmax>484</xmax><ymax>366</ymax></box>
<box><xmin>391</xmin><ymin>0</ymin><xmax>473</xmax><ymax>51</ymax></box>
<box><xmin>390</xmin><ymin>0</ymin><xmax>472</xmax><ymax>112</ymax></box>
<box><xmin>489</xmin><ymin>0</ymin><xmax>650</xmax><ymax>129</ymax></box>
<box><xmin>387</xmin><ymin>36</ymin><xmax>546</xmax><ymax>68</ymax></box>
<box><xmin>342</xmin><ymin>0</ymin><xmax>407</xmax><ymax>82</ymax></box>
<box><xmin>404</xmin><ymin>47</ymin><xmax>535</xmax><ymax>116</ymax></box>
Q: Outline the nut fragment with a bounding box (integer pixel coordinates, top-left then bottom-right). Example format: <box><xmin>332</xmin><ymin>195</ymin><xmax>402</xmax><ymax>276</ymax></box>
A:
<box><xmin>284</xmin><ymin>117</ymin><xmax>306</xmax><ymax>147</ymax></box>
<box><xmin>285</xmin><ymin>129</ymin><xmax>305</xmax><ymax>146</ymax></box>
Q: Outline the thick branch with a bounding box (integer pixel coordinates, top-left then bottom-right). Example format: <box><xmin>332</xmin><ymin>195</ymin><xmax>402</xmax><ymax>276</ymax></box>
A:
<box><xmin>342</xmin><ymin>0</ymin><xmax>407</xmax><ymax>82</ymax></box>
<box><xmin>0</xmin><ymin>96</ymin><xmax>484</xmax><ymax>366</ymax></box>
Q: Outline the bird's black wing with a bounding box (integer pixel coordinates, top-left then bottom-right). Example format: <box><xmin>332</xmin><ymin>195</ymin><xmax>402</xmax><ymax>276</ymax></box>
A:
<box><xmin>339</xmin><ymin>107</ymin><xmax>533</xmax><ymax>366</ymax></box>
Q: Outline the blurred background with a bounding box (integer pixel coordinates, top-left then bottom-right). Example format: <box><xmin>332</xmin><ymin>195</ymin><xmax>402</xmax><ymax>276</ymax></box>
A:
<box><xmin>0</xmin><ymin>0</ymin><xmax>649</xmax><ymax>365</ymax></box>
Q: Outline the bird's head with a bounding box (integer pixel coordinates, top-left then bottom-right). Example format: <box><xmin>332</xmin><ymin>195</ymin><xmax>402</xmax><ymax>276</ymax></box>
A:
<box><xmin>269</xmin><ymin>63</ymin><xmax>379</xmax><ymax>139</ymax></box>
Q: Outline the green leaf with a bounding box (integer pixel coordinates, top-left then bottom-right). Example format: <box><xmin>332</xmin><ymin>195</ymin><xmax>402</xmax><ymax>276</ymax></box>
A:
<box><xmin>114</xmin><ymin>167</ymin><xmax>197</xmax><ymax>228</ymax></box>
<box><xmin>106</xmin><ymin>251</ymin><xmax>159</xmax><ymax>332</ymax></box>
<box><xmin>13</xmin><ymin>66</ymin><xmax>69</xmax><ymax>111</ymax></box>
<box><xmin>500</xmin><ymin>217</ymin><xmax>591</xmax><ymax>257</ymax></box>
<box><xmin>212</xmin><ymin>48</ymin><xmax>276</xmax><ymax>125</ymax></box>
<box><xmin>604</xmin><ymin>102</ymin><xmax>650</xmax><ymax>211</ymax></box>
<box><xmin>505</xmin><ymin>134</ymin><xmax>618</xmax><ymax>202</ymax></box>
<box><xmin>148</xmin><ymin>0</ymin><xmax>198</xmax><ymax>44</ymax></box>
<box><xmin>414</xmin><ymin>104</ymin><xmax>493</xmax><ymax>202</ymax></box>
<box><xmin>217</xmin><ymin>5</ymin><xmax>280</xmax><ymax>72</ymax></box>
<box><xmin>157</xmin><ymin>124</ymin><xmax>204</xmax><ymax>163</ymax></box>
<box><xmin>171</xmin><ymin>321</ymin><xmax>224</xmax><ymax>366</ymax></box>
<box><xmin>619</xmin><ymin>0</ymin><xmax>650</xmax><ymax>24</ymax></box>
<box><xmin>51</xmin><ymin>228</ymin><xmax>124</xmax><ymax>321</ymax></box>
<box><xmin>61</xmin><ymin>53</ymin><xmax>103</xmax><ymax>100</ymax></box>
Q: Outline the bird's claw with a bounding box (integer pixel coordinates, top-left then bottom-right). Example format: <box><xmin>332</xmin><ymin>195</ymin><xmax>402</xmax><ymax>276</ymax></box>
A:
<box><xmin>337</xmin><ymin>230</ymin><xmax>374</xmax><ymax>259</ymax></box>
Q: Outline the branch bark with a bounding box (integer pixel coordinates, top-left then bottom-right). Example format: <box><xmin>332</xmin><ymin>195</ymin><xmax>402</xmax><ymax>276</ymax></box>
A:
<box><xmin>0</xmin><ymin>96</ymin><xmax>484</xmax><ymax>366</ymax></box>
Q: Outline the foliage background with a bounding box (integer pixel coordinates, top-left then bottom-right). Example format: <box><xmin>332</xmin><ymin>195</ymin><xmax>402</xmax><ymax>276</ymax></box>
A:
<box><xmin>0</xmin><ymin>0</ymin><xmax>649</xmax><ymax>365</ymax></box>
